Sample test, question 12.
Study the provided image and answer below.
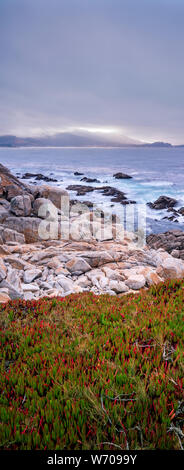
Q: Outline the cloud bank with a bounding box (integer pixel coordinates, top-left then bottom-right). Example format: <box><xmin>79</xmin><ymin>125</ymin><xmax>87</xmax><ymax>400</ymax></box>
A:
<box><xmin>0</xmin><ymin>0</ymin><xmax>184</xmax><ymax>144</ymax></box>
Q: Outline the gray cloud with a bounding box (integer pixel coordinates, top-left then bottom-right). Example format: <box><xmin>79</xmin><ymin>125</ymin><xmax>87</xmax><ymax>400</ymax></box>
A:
<box><xmin>0</xmin><ymin>0</ymin><xmax>184</xmax><ymax>143</ymax></box>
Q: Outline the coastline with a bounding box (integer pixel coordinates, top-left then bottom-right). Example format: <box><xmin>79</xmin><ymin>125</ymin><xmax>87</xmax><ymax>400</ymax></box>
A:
<box><xmin>1</xmin><ymin>146</ymin><xmax>184</xmax><ymax>236</ymax></box>
<box><xmin>0</xmin><ymin>162</ymin><xmax>184</xmax><ymax>303</ymax></box>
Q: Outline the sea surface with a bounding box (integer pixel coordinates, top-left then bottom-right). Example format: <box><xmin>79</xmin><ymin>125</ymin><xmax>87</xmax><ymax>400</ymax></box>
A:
<box><xmin>0</xmin><ymin>146</ymin><xmax>184</xmax><ymax>234</ymax></box>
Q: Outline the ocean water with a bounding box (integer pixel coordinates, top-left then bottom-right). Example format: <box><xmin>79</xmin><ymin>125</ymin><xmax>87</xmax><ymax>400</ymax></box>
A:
<box><xmin>0</xmin><ymin>146</ymin><xmax>184</xmax><ymax>234</ymax></box>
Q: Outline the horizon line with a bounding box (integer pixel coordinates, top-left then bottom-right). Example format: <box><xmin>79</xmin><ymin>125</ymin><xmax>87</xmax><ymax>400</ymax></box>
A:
<box><xmin>0</xmin><ymin>144</ymin><xmax>184</xmax><ymax>149</ymax></box>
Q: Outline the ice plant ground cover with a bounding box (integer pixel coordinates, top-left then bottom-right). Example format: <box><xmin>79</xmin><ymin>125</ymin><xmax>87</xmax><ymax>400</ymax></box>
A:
<box><xmin>0</xmin><ymin>280</ymin><xmax>183</xmax><ymax>450</ymax></box>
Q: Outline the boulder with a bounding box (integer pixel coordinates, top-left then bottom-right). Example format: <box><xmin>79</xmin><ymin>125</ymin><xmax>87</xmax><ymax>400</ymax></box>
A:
<box><xmin>76</xmin><ymin>275</ymin><xmax>92</xmax><ymax>288</ymax></box>
<box><xmin>46</xmin><ymin>258</ymin><xmax>62</xmax><ymax>269</ymax></box>
<box><xmin>102</xmin><ymin>266</ymin><xmax>124</xmax><ymax>281</ymax></box>
<box><xmin>29</xmin><ymin>250</ymin><xmax>62</xmax><ymax>263</ymax></box>
<box><xmin>40</xmin><ymin>289</ymin><xmax>64</xmax><ymax>298</ymax></box>
<box><xmin>33</xmin><ymin>198</ymin><xmax>54</xmax><ymax>218</ymax></box>
<box><xmin>54</xmin><ymin>266</ymin><xmax>70</xmax><ymax>276</ymax></box>
<box><xmin>0</xmin><ymin>258</ymin><xmax>7</xmax><ymax>281</ymax></box>
<box><xmin>39</xmin><ymin>281</ymin><xmax>54</xmax><ymax>290</ymax></box>
<box><xmin>171</xmin><ymin>249</ymin><xmax>180</xmax><ymax>258</ymax></box>
<box><xmin>0</xmin><ymin>206</ymin><xmax>9</xmax><ymax>223</ymax></box>
<box><xmin>99</xmin><ymin>276</ymin><xmax>110</xmax><ymax>289</ymax></box>
<box><xmin>23</xmin><ymin>292</ymin><xmax>37</xmax><ymax>301</ymax></box>
<box><xmin>80</xmin><ymin>251</ymin><xmax>113</xmax><ymax>268</ymax></box>
<box><xmin>22</xmin><ymin>283</ymin><xmax>40</xmax><ymax>292</ymax></box>
<box><xmin>10</xmin><ymin>195</ymin><xmax>32</xmax><ymax>216</ymax></box>
<box><xmin>56</xmin><ymin>276</ymin><xmax>74</xmax><ymax>292</ymax></box>
<box><xmin>66</xmin><ymin>257</ymin><xmax>91</xmax><ymax>275</ymax></box>
<box><xmin>125</xmin><ymin>274</ymin><xmax>146</xmax><ymax>290</ymax></box>
<box><xmin>0</xmin><ymin>199</ymin><xmax>10</xmax><ymax>209</ymax></box>
<box><xmin>0</xmin><ymin>163</ymin><xmax>30</xmax><ymax>201</ymax></box>
<box><xmin>0</xmin><ymin>280</ymin><xmax>23</xmax><ymax>299</ymax></box>
<box><xmin>147</xmin><ymin>196</ymin><xmax>177</xmax><ymax>210</ymax></box>
<box><xmin>6</xmin><ymin>267</ymin><xmax>22</xmax><ymax>292</ymax></box>
<box><xmin>0</xmin><ymin>226</ymin><xmax>25</xmax><ymax>244</ymax></box>
<box><xmin>80</xmin><ymin>177</ymin><xmax>100</xmax><ymax>183</ymax></box>
<box><xmin>33</xmin><ymin>185</ymin><xmax>68</xmax><ymax>210</ymax></box>
<box><xmin>145</xmin><ymin>271</ymin><xmax>162</xmax><ymax>286</ymax></box>
<box><xmin>147</xmin><ymin>231</ymin><xmax>184</xmax><ymax>257</ymax></box>
<box><xmin>23</xmin><ymin>268</ymin><xmax>42</xmax><ymax>283</ymax></box>
<box><xmin>109</xmin><ymin>280</ymin><xmax>129</xmax><ymax>293</ymax></box>
<box><xmin>90</xmin><ymin>274</ymin><xmax>109</xmax><ymax>290</ymax></box>
<box><xmin>5</xmin><ymin>256</ymin><xmax>31</xmax><ymax>270</ymax></box>
<box><xmin>91</xmin><ymin>221</ymin><xmax>113</xmax><ymax>242</ymax></box>
<box><xmin>0</xmin><ymin>292</ymin><xmax>10</xmax><ymax>303</ymax></box>
<box><xmin>0</xmin><ymin>245</ymin><xmax>10</xmax><ymax>255</ymax></box>
<box><xmin>5</xmin><ymin>184</ymin><xmax>24</xmax><ymax>200</ymax></box>
<box><xmin>113</xmin><ymin>172</ymin><xmax>132</xmax><ymax>179</ymax></box>
<box><xmin>4</xmin><ymin>217</ymin><xmax>41</xmax><ymax>243</ymax></box>
<box><xmin>156</xmin><ymin>257</ymin><xmax>184</xmax><ymax>279</ymax></box>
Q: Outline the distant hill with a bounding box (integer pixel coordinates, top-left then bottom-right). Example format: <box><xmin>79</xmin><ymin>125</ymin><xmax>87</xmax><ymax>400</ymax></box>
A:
<box><xmin>0</xmin><ymin>133</ymin><xmax>177</xmax><ymax>148</ymax></box>
<box><xmin>142</xmin><ymin>141</ymin><xmax>172</xmax><ymax>148</ymax></box>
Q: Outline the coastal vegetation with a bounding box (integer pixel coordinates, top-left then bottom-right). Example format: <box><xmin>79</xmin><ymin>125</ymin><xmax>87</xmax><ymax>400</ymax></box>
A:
<box><xmin>0</xmin><ymin>279</ymin><xmax>183</xmax><ymax>450</ymax></box>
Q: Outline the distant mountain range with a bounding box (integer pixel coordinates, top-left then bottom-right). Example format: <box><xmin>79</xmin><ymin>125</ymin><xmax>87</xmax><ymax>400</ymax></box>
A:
<box><xmin>0</xmin><ymin>133</ymin><xmax>182</xmax><ymax>148</ymax></box>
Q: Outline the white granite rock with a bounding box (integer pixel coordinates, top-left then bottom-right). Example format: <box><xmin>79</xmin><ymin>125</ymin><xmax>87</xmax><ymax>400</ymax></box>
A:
<box><xmin>23</xmin><ymin>268</ymin><xmax>42</xmax><ymax>283</ymax></box>
<box><xmin>125</xmin><ymin>274</ymin><xmax>146</xmax><ymax>290</ymax></box>
<box><xmin>109</xmin><ymin>280</ymin><xmax>129</xmax><ymax>293</ymax></box>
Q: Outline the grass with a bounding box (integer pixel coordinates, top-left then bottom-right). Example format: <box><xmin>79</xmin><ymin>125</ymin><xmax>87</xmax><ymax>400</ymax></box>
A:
<box><xmin>0</xmin><ymin>279</ymin><xmax>184</xmax><ymax>450</ymax></box>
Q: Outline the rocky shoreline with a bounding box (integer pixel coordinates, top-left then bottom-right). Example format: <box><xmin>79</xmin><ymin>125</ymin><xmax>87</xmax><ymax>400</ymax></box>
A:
<box><xmin>18</xmin><ymin>169</ymin><xmax>184</xmax><ymax>224</ymax></box>
<box><xmin>1</xmin><ymin>235</ymin><xmax>184</xmax><ymax>303</ymax></box>
<box><xmin>0</xmin><ymin>162</ymin><xmax>184</xmax><ymax>303</ymax></box>
<box><xmin>147</xmin><ymin>230</ymin><xmax>184</xmax><ymax>259</ymax></box>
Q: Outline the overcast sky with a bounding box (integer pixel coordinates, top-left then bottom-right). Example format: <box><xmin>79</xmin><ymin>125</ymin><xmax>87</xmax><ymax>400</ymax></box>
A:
<box><xmin>0</xmin><ymin>0</ymin><xmax>184</xmax><ymax>144</ymax></box>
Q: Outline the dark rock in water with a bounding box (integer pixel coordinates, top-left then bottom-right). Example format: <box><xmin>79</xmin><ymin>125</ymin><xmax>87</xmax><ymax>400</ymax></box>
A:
<box><xmin>162</xmin><ymin>215</ymin><xmax>178</xmax><ymax>222</ymax></box>
<box><xmin>22</xmin><ymin>172</ymin><xmax>41</xmax><ymax>179</ymax></box>
<box><xmin>74</xmin><ymin>171</ymin><xmax>84</xmax><ymax>176</ymax></box>
<box><xmin>113</xmin><ymin>172</ymin><xmax>132</xmax><ymax>179</ymax></box>
<box><xmin>167</xmin><ymin>208</ymin><xmax>179</xmax><ymax>214</ymax></box>
<box><xmin>35</xmin><ymin>174</ymin><xmax>58</xmax><ymax>182</ymax></box>
<box><xmin>80</xmin><ymin>177</ymin><xmax>100</xmax><ymax>183</ymax></box>
<box><xmin>67</xmin><ymin>184</ymin><xmax>136</xmax><ymax>204</ymax></box>
<box><xmin>178</xmin><ymin>207</ymin><xmax>184</xmax><ymax>216</ymax></box>
<box><xmin>147</xmin><ymin>196</ymin><xmax>177</xmax><ymax>210</ymax></box>
<box><xmin>22</xmin><ymin>172</ymin><xmax>58</xmax><ymax>183</ymax></box>
<box><xmin>162</xmin><ymin>206</ymin><xmax>184</xmax><ymax>223</ymax></box>
<box><xmin>97</xmin><ymin>186</ymin><xmax>136</xmax><ymax>205</ymax></box>
<box><xmin>147</xmin><ymin>230</ymin><xmax>184</xmax><ymax>259</ymax></box>
<box><xmin>67</xmin><ymin>185</ymin><xmax>94</xmax><ymax>196</ymax></box>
